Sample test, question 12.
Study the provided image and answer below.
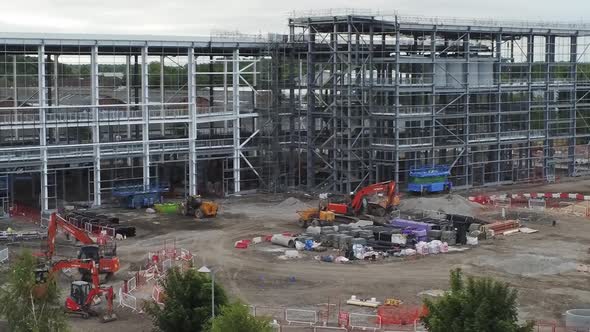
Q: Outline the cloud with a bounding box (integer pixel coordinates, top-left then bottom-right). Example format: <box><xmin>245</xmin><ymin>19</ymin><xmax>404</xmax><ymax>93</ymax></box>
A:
<box><xmin>0</xmin><ymin>0</ymin><xmax>588</xmax><ymax>36</ymax></box>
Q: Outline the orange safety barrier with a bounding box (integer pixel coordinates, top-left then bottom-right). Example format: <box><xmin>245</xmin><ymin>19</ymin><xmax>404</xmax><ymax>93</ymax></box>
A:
<box><xmin>377</xmin><ymin>305</ymin><xmax>427</xmax><ymax>326</ymax></box>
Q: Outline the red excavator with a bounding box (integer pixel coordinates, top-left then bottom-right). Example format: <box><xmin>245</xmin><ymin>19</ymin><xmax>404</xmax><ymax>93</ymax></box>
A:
<box><xmin>326</xmin><ymin>181</ymin><xmax>400</xmax><ymax>217</ymax></box>
<box><xmin>46</xmin><ymin>213</ymin><xmax>119</xmax><ymax>280</ymax></box>
<box><xmin>35</xmin><ymin>259</ymin><xmax>117</xmax><ymax>322</ymax></box>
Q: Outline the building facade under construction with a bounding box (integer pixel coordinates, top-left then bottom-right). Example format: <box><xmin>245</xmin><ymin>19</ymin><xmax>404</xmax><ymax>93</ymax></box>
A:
<box><xmin>1</xmin><ymin>13</ymin><xmax>590</xmax><ymax>211</ymax></box>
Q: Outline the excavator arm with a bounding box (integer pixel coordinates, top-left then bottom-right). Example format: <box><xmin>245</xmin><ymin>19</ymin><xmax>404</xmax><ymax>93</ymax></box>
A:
<box><xmin>46</xmin><ymin>213</ymin><xmax>96</xmax><ymax>259</ymax></box>
<box><xmin>349</xmin><ymin>181</ymin><xmax>397</xmax><ymax>213</ymax></box>
<box><xmin>50</xmin><ymin>259</ymin><xmax>100</xmax><ymax>287</ymax></box>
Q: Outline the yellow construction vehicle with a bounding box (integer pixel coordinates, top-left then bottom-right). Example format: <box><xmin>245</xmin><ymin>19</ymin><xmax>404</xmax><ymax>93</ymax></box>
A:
<box><xmin>297</xmin><ymin>208</ymin><xmax>335</xmax><ymax>227</ymax></box>
<box><xmin>180</xmin><ymin>195</ymin><xmax>219</xmax><ymax>219</ymax></box>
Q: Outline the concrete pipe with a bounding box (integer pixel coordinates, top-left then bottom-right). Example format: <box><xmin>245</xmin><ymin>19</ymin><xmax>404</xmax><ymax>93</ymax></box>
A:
<box><xmin>566</xmin><ymin>309</ymin><xmax>590</xmax><ymax>329</ymax></box>
<box><xmin>271</xmin><ymin>234</ymin><xmax>295</xmax><ymax>248</ymax></box>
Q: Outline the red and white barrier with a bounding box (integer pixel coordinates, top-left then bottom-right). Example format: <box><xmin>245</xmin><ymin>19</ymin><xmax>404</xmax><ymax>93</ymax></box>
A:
<box><xmin>469</xmin><ymin>192</ymin><xmax>590</xmax><ymax>203</ymax></box>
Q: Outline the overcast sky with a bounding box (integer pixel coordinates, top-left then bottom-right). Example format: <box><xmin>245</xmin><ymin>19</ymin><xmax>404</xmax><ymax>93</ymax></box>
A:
<box><xmin>1</xmin><ymin>0</ymin><xmax>589</xmax><ymax>36</ymax></box>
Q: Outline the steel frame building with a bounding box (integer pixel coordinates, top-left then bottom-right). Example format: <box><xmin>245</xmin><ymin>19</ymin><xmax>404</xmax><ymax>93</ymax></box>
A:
<box><xmin>1</xmin><ymin>13</ymin><xmax>590</xmax><ymax>211</ymax></box>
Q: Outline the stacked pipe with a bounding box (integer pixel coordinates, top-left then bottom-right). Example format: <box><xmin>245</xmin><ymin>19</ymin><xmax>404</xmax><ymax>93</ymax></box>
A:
<box><xmin>481</xmin><ymin>220</ymin><xmax>520</xmax><ymax>234</ymax></box>
<box><xmin>63</xmin><ymin>211</ymin><xmax>136</xmax><ymax>237</ymax></box>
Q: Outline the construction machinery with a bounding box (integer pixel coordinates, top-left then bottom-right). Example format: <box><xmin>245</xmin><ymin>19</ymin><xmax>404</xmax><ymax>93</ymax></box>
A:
<box><xmin>35</xmin><ymin>259</ymin><xmax>117</xmax><ymax>322</ymax></box>
<box><xmin>297</xmin><ymin>181</ymin><xmax>399</xmax><ymax>227</ymax></box>
<box><xmin>46</xmin><ymin>213</ymin><xmax>120</xmax><ymax>280</ymax></box>
<box><xmin>180</xmin><ymin>195</ymin><xmax>219</xmax><ymax>219</ymax></box>
<box><xmin>297</xmin><ymin>208</ymin><xmax>335</xmax><ymax>227</ymax></box>
<box><xmin>326</xmin><ymin>181</ymin><xmax>400</xmax><ymax>218</ymax></box>
<box><xmin>408</xmin><ymin>165</ymin><xmax>452</xmax><ymax>194</ymax></box>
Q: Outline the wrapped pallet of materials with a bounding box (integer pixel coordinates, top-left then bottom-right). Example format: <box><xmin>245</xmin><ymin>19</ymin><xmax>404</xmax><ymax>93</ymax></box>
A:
<box><xmin>416</xmin><ymin>241</ymin><xmax>429</xmax><ymax>255</ymax></box>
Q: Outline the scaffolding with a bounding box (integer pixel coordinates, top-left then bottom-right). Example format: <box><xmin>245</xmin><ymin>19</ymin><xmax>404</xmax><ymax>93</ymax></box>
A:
<box><xmin>0</xmin><ymin>13</ymin><xmax>590</xmax><ymax>210</ymax></box>
<box><xmin>288</xmin><ymin>14</ymin><xmax>590</xmax><ymax>192</ymax></box>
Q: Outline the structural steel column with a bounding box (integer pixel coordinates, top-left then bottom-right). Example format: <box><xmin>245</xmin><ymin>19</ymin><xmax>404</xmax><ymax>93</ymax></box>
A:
<box><xmin>495</xmin><ymin>33</ymin><xmax>502</xmax><ymax>184</ymax></box>
<box><xmin>160</xmin><ymin>55</ymin><xmax>166</xmax><ymax>135</ymax></box>
<box><xmin>91</xmin><ymin>45</ymin><xmax>101</xmax><ymax>206</ymax></box>
<box><xmin>38</xmin><ymin>45</ymin><xmax>48</xmax><ymax>211</ymax></box>
<box><xmin>306</xmin><ymin>23</ymin><xmax>315</xmax><ymax>190</ymax></box>
<box><xmin>187</xmin><ymin>47</ymin><xmax>198</xmax><ymax>196</ymax></box>
<box><xmin>394</xmin><ymin>18</ymin><xmax>400</xmax><ymax>189</ymax></box>
<box><xmin>431</xmin><ymin>28</ymin><xmax>437</xmax><ymax>167</ymax></box>
<box><xmin>12</xmin><ymin>55</ymin><xmax>18</xmax><ymax>140</ymax></box>
<box><xmin>141</xmin><ymin>46</ymin><xmax>151</xmax><ymax>189</ymax></box>
<box><xmin>232</xmin><ymin>49</ymin><xmax>241</xmax><ymax>193</ymax></box>
<box><xmin>544</xmin><ymin>34</ymin><xmax>556</xmax><ymax>180</ymax></box>
<box><xmin>569</xmin><ymin>34</ymin><xmax>578</xmax><ymax>176</ymax></box>
<box><xmin>526</xmin><ymin>32</ymin><xmax>534</xmax><ymax>179</ymax></box>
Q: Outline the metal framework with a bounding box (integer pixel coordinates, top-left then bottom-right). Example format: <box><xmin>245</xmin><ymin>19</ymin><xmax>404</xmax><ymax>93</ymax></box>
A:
<box><xmin>1</xmin><ymin>13</ymin><xmax>590</xmax><ymax>211</ymax></box>
<box><xmin>288</xmin><ymin>14</ymin><xmax>590</xmax><ymax>193</ymax></box>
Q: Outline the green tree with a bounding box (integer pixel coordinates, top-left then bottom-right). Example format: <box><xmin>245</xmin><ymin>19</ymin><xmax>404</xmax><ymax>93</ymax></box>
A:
<box><xmin>0</xmin><ymin>250</ymin><xmax>68</xmax><ymax>332</ymax></box>
<box><xmin>422</xmin><ymin>269</ymin><xmax>534</xmax><ymax>332</ymax></box>
<box><xmin>210</xmin><ymin>302</ymin><xmax>273</xmax><ymax>332</ymax></box>
<box><xmin>144</xmin><ymin>267</ymin><xmax>228</xmax><ymax>332</ymax></box>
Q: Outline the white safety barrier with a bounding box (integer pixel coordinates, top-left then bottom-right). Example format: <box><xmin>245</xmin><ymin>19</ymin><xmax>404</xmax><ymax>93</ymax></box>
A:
<box><xmin>127</xmin><ymin>276</ymin><xmax>137</xmax><ymax>293</ymax></box>
<box><xmin>348</xmin><ymin>313</ymin><xmax>382</xmax><ymax>331</ymax></box>
<box><xmin>528</xmin><ymin>198</ymin><xmax>546</xmax><ymax>211</ymax></box>
<box><xmin>152</xmin><ymin>285</ymin><xmax>164</xmax><ymax>305</ymax></box>
<box><xmin>0</xmin><ymin>248</ymin><xmax>8</xmax><ymax>263</ymax></box>
<box><xmin>145</xmin><ymin>265</ymin><xmax>159</xmax><ymax>282</ymax></box>
<box><xmin>285</xmin><ymin>309</ymin><xmax>318</xmax><ymax>326</ymax></box>
<box><xmin>162</xmin><ymin>259</ymin><xmax>172</xmax><ymax>273</ymax></box>
<box><xmin>180</xmin><ymin>248</ymin><xmax>192</xmax><ymax>261</ymax></box>
<box><xmin>494</xmin><ymin>197</ymin><xmax>511</xmax><ymax>208</ymax></box>
<box><xmin>118</xmin><ymin>288</ymin><xmax>138</xmax><ymax>311</ymax></box>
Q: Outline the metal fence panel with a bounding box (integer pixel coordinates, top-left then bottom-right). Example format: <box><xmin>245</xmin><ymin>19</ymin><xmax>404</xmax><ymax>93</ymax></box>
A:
<box><xmin>0</xmin><ymin>248</ymin><xmax>7</xmax><ymax>263</ymax></box>
<box><xmin>162</xmin><ymin>259</ymin><xmax>172</xmax><ymax>273</ymax></box>
<box><xmin>127</xmin><ymin>276</ymin><xmax>137</xmax><ymax>293</ymax></box>
<box><xmin>285</xmin><ymin>309</ymin><xmax>318</xmax><ymax>326</ymax></box>
<box><xmin>349</xmin><ymin>313</ymin><xmax>382</xmax><ymax>331</ymax></box>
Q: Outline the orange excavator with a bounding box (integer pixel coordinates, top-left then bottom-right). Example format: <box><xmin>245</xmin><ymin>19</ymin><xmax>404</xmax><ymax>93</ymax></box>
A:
<box><xmin>297</xmin><ymin>181</ymin><xmax>400</xmax><ymax>227</ymax></box>
<box><xmin>35</xmin><ymin>259</ymin><xmax>117</xmax><ymax>322</ymax></box>
<box><xmin>46</xmin><ymin>213</ymin><xmax>119</xmax><ymax>280</ymax></box>
<box><xmin>326</xmin><ymin>181</ymin><xmax>400</xmax><ymax>217</ymax></box>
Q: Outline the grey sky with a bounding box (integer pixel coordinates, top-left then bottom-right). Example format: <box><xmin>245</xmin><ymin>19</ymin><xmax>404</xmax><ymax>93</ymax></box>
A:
<box><xmin>1</xmin><ymin>0</ymin><xmax>589</xmax><ymax>36</ymax></box>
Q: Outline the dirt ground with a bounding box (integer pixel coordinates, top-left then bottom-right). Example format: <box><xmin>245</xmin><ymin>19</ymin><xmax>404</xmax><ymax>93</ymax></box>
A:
<box><xmin>4</xmin><ymin>180</ymin><xmax>590</xmax><ymax>331</ymax></box>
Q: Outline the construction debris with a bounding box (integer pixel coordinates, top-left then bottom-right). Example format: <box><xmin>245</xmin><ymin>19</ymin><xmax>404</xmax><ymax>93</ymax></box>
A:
<box><xmin>346</xmin><ymin>295</ymin><xmax>381</xmax><ymax>308</ymax></box>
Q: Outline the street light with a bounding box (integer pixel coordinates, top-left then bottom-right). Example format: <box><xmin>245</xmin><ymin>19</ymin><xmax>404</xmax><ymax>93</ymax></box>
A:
<box><xmin>198</xmin><ymin>265</ymin><xmax>215</xmax><ymax>320</ymax></box>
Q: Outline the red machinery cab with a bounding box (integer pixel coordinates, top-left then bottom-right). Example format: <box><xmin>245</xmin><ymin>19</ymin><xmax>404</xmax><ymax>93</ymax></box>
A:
<box><xmin>66</xmin><ymin>281</ymin><xmax>91</xmax><ymax>315</ymax></box>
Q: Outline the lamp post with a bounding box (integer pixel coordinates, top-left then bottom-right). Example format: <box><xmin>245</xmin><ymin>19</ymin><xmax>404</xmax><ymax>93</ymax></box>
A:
<box><xmin>198</xmin><ymin>266</ymin><xmax>215</xmax><ymax>319</ymax></box>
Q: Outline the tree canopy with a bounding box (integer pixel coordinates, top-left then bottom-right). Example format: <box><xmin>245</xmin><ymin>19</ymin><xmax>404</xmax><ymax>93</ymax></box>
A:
<box><xmin>144</xmin><ymin>267</ymin><xmax>228</xmax><ymax>332</ymax></box>
<box><xmin>0</xmin><ymin>250</ymin><xmax>68</xmax><ymax>332</ymax></box>
<box><xmin>210</xmin><ymin>302</ymin><xmax>273</xmax><ymax>332</ymax></box>
<box><xmin>422</xmin><ymin>269</ymin><xmax>534</xmax><ymax>332</ymax></box>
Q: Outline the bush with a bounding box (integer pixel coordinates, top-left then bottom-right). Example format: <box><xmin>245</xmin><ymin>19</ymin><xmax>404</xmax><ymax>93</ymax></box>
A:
<box><xmin>144</xmin><ymin>267</ymin><xmax>228</xmax><ymax>332</ymax></box>
<box><xmin>210</xmin><ymin>302</ymin><xmax>273</xmax><ymax>332</ymax></box>
<box><xmin>422</xmin><ymin>269</ymin><xmax>534</xmax><ymax>332</ymax></box>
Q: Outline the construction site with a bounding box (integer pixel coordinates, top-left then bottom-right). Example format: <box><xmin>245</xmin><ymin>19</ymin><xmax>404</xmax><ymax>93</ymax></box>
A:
<box><xmin>2</xmin><ymin>11</ymin><xmax>590</xmax><ymax>332</ymax></box>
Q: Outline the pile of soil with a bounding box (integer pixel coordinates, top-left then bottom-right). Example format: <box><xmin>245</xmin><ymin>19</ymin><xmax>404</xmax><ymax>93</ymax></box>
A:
<box><xmin>399</xmin><ymin>194</ymin><xmax>481</xmax><ymax>216</ymax></box>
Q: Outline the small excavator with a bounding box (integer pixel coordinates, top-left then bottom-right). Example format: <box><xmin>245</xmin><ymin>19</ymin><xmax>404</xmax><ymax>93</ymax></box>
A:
<box><xmin>180</xmin><ymin>195</ymin><xmax>219</xmax><ymax>219</ymax></box>
<box><xmin>297</xmin><ymin>181</ymin><xmax>400</xmax><ymax>227</ymax></box>
<box><xmin>35</xmin><ymin>259</ymin><xmax>117</xmax><ymax>322</ymax></box>
<box><xmin>45</xmin><ymin>213</ymin><xmax>119</xmax><ymax>280</ymax></box>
